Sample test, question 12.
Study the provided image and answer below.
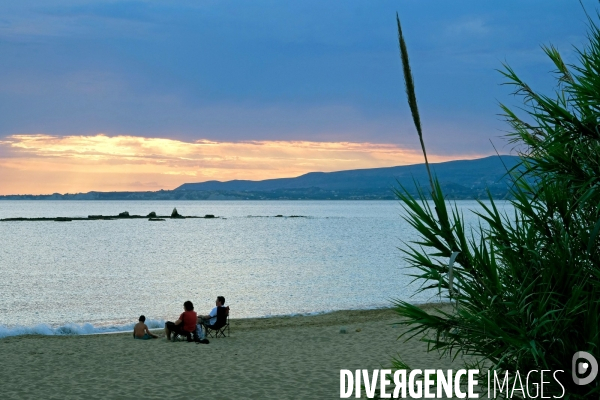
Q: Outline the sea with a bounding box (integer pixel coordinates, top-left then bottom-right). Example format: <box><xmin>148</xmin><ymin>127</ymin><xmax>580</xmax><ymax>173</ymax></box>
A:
<box><xmin>0</xmin><ymin>200</ymin><xmax>511</xmax><ymax>338</ymax></box>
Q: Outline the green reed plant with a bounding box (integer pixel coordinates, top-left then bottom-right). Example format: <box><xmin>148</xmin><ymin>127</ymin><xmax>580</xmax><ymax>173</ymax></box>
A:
<box><xmin>393</xmin><ymin>12</ymin><xmax>600</xmax><ymax>398</ymax></box>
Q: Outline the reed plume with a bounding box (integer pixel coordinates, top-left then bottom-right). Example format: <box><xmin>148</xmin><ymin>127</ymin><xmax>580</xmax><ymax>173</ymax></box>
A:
<box><xmin>396</xmin><ymin>13</ymin><xmax>433</xmax><ymax>192</ymax></box>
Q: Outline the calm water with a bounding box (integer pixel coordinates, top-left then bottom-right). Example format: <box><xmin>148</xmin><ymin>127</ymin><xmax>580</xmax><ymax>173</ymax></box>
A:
<box><xmin>0</xmin><ymin>200</ymin><xmax>510</xmax><ymax>337</ymax></box>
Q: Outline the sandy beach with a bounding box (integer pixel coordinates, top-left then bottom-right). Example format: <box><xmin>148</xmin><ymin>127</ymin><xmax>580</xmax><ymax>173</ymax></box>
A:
<box><xmin>0</xmin><ymin>305</ymin><xmax>469</xmax><ymax>399</ymax></box>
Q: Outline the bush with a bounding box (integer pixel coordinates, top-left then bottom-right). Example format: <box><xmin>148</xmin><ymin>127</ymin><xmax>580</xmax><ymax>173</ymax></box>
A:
<box><xmin>393</xmin><ymin>11</ymin><xmax>600</xmax><ymax>398</ymax></box>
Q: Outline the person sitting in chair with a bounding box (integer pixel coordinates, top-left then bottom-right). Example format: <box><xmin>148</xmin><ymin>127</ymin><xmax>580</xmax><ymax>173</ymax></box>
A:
<box><xmin>164</xmin><ymin>300</ymin><xmax>197</xmax><ymax>342</ymax></box>
<box><xmin>198</xmin><ymin>296</ymin><xmax>227</xmax><ymax>334</ymax></box>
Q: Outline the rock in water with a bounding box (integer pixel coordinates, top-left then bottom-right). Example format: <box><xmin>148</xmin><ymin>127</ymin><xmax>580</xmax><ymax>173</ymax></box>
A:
<box><xmin>147</xmin><ymin>211</ymin><xmax>157</xmax><ymax>218</ymax></box>
<box><xmin>171</xmin><ymin>208</ymin><xmax>180</xmax><ymax>217</ymax></box>
<box><xmin>118</xmin><ymin>211</ymin><xmax>130</xmax><ymax>217</ymax></box>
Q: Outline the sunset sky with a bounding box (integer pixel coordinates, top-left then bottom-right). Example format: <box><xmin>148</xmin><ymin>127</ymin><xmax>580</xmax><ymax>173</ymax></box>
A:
<box><xmin>0</xmin><ymin>1</ymin><xmax>594</xmax><ymax>194</ymax></box>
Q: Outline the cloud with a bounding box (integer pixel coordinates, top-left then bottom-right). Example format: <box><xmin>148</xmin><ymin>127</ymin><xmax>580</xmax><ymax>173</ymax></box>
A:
<box><xmin>0</xmin><ymin>134</ymin><xmax>485</xmax><ymax>195</ymax></box>
<box><xmin>0</xmin><ymin>1</ymin><xmax>159</xmax><ymax>41</ymax></box>
<box><xmin>446</xmin><ymin>17</ymin><xmax>489</xmax><ymax>37</ymax></box>
<box><xmin>2</xmin><ymin>1</ymin><xmax>587</xmax><ymax>162</ymax></box>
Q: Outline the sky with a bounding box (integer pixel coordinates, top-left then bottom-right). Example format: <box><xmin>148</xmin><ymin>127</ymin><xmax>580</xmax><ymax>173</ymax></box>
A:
<box><xmin>0</xmin><ymin>0</ymin><xmax>595</xmax><ymax>194</ymax></box>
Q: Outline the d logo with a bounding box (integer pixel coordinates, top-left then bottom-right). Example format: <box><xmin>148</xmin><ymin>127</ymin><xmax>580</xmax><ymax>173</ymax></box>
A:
<box><xmin>572</xmin><ymin>351</ymin><xmax>598</xmax><ymax>385</ymax></box>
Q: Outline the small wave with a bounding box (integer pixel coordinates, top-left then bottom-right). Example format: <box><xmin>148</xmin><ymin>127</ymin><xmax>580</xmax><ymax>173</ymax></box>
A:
<box><xmin>0</xmin><ymin>319</ymin><xmax>165</xmax><ymax>339</ymax></box>
<box><xmin>244</xmin><ymin>215</ymin><xmax>310</xmax><ymax>218</ymax></box>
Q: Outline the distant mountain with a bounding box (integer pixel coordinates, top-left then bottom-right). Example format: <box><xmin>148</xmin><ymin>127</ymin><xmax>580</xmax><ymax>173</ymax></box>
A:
<box><xmin>0</xmin><ymin>156</ymin><xmax>521</xmax><ymax>200</ymax></box>
<box><xmin>175</xmin><ymin>155</ymin><xmax>520</xmax><ymax>199</ymax></box>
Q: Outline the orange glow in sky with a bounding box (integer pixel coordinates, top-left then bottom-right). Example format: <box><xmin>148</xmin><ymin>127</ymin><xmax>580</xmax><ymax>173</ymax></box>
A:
<box><xmin>0</xmin><ymin>134</ymin><xmax>485</xmax><ymax>195</ymax></box>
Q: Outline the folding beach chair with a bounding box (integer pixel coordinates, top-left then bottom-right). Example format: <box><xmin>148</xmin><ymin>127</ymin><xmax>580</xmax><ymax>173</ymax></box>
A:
<box><xmin>171</xmin><ymin>328</ymin><xmax>196</xmax><ymax>342</ymax></box>
<box><xmin>203</xmin><ymin>306</ymin><xmax>230</xmax><ymax>338</ymax></box>
<box><xmin>170</xmin><ymin>323</ymin><xmax>198</xmax><ymax>342</ymax></box>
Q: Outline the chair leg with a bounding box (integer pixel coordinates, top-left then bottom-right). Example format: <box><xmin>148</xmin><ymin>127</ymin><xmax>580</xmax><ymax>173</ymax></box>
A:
<box><xmin>204</xmin><ymin>325</ymin><xmax>229</xmax><ymax>338</ymax></box>
<box><xmin>216</xmin><ymin>324</ymin><xmax>228</xmax><ymax>338</ymax></box>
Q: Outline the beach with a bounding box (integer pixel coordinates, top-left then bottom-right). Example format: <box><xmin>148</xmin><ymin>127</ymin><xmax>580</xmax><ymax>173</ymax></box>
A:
<box><xmin>0</xmin><ymin>306</ymin><xmax>464</xmax><ymax>399</ymax></box>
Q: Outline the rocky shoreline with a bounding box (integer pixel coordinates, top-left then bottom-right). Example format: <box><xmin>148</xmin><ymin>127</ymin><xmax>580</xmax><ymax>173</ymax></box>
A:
<box><xmin>0</xmin><ymin>208</ymin><xmax>218</xmax><ymax>222</ymax></box>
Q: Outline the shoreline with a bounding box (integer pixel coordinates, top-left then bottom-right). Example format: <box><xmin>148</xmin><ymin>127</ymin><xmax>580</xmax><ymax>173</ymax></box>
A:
<box><xmin>1</xmin><ymin>305</ymin><xmax>460</xmax><ymax>399</ymax></box>
<box><xmin>0</xmin><ymin>302</ymin><xmax>450</xmax><ymax>339</ymax></box>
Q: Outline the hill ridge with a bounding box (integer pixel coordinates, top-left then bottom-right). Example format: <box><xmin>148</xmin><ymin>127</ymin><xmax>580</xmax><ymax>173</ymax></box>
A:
<box><xmin>0</xmin><ymin>155</ymin><xmax>520</xmax><ymax>200</ymax></box>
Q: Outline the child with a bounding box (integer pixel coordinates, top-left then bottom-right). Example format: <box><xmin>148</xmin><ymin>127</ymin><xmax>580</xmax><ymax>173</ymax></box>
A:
<box><xmin>133</xmin><ymin>315</ymin><xmax>159</xmax><ymax>340</ymax></box>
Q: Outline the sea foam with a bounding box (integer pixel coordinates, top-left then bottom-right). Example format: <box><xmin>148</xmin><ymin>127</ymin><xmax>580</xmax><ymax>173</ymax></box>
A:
<box><xmin>0</xmin><ymin>319</ymin><xmax>165</xmax><ymax>339</ymax></box>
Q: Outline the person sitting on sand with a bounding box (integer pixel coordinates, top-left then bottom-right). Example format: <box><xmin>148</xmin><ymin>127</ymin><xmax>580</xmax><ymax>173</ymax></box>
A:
<box><xmin>164</xmin><ymin>300</ymin><xmax>197</xmax><ymax>342</ymax></box>
<box><xmin>133</xmin><ymin>315</ymin><xmax>159</xmax><ymax>340</ymax></box>
<box><xmin>198</xmin><ymin>296</ymin><xmax>226</xmax><ymax>333</ymax></box>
